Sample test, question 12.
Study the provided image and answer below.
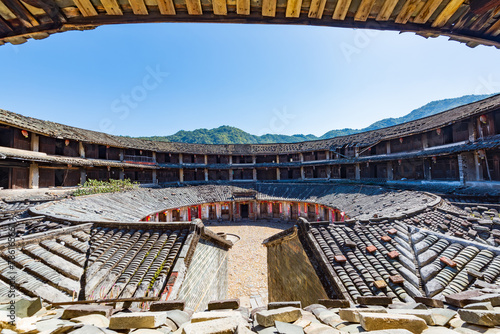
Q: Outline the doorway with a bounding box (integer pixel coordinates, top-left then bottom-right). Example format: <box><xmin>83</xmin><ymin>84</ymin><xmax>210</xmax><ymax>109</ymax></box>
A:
<box><xmin>241</xmin><ymin>204</ymin><xmax>249</xmax><ymax>219</ymax></box>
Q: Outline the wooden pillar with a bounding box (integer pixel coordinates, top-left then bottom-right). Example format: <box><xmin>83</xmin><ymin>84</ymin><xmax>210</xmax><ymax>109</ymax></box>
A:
<box><xmin>469</xmin><ymin>120</ymin><xmax>476</xmax><ymax>142</ymax></box>
<box><xmin>179</xmin><ymin>153</ymin><xmax>183</xmax><ymax>164</ymax></box>
<box><xmin>204</xmin><ymin>155</ymin><xmax>208</xmax><ymax>165</ymax></box>
<box><xmin>29</xmin><ymin>163</ymin><xmax>39</xmax><ymax>189</ymax></box>
<box><xmin>327</xmin><ymin>166</ymin><xmax>331</xmax><ymax>179</ymax></box>
<box><xmin>252</xmin><ymin>155</ymin><xmax>257</xmax><ymax>164</ymax></box>
<box><xmin>179</xmin><ymin>168</ymin><xmax>184</xmax><ymax>183</ymax></box>
<box><xmin>300</xmin><ymin>166</ymin><xmax>305</xmax><ymax>180</ymax></box>
<box><xmin>386</xmin><ymin>141</ymin><xmax>391</xmax><ymax>154</ymax></box>
<box><xmin>31</xmin><ymin>134</ymin><xmax>39</xmax><ymax>152</ymax></box>
<box><xmin>458</xmin><ymin>154</ymin><xmax>465</xmax><ymax>184</ymax></box>
<box><xmin>81</xmin><ymin>168</ymin><xmax>87</xmax><ymax>184</ymax></box>
<box><xmin>229</xmin><ymin>169</ymin><xmax>233</xmax><ymax>181</ymax></box>
<box><xmin>253</xmin><ymin>168</ymin><xmax>257</xmax><ymax>181</ymax></box>
<box><xmin>152</xmin><ymin>169</ymin><xmax>157</xmax><ymax>184</ymax></box>
<box><xmin>300</xmin><ymin>153</ymin><xmax>304</xmax><ymax>162</ymax></box>
<box><xmin>216</xmin><ymin>203</ymin><xmax>221</xmax><ymax>219</ymax></box>
<box><xmin>152</xmin><ymin>152</ymin><xmax>157</xmax><ymax>162</ymax></box>
<box><xmin>355</xmin><ymin>164</ymin><xmax>360</xmax><ymax>180</ymax></box>
<box><xmin>326</xmin><ymin>151</ymin><xmax>330</xmax><ymax>160</ymax></box>
<box><xmin>355</xmin><ymin>147</ymin><xmax>359</xmax><ymax>158</ymax></box>
<box><xmin>421</xmin><ymin>133</ymin><xmax>428</xmax><ymax>149</ymax></box>
<box><xmin>276</xmin><ymin>155</ymin><xmax>279</xmax><ymax>164</ymax></box>
<box><xmin>204</xmin><ymin>168</ymin><xmax>208</xmax><ymax>181</ymax></box>
<box><xmin>276</xmin><ymin>168</ymin><xmax>280</xmax><ymax>180</ymax></box>
<box><xmin>80</xmin><ymin>142</ymin><xmax>86</xmax><ymax>158</ymax></box>
<box><xmin>387</xmin><ymin>161</ymin><xmax>393</xmax><ymax>180</ymax></box>
<box><xmin>229</xmin><ymin>155</ymin><xmax>233</xmax><ymax>165</ymax></box>
<box><xmin>474</xmin><ymin>151</ymin><xmax>483</xmax><ymax>181</ymax></box>
<box><xmin>423</xmin><ymin>159</ymin><xmax>431</xmax><ymax>180</ymax></box>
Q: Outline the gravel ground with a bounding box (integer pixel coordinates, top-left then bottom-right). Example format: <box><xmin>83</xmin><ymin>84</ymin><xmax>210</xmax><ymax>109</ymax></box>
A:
<box><xmin>207</xmin><ymin>220</ymin><xmax>294</xmax><ymax>308</ymax></box>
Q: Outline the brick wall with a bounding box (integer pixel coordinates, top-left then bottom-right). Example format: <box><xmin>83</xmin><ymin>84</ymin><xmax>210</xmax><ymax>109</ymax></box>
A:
<box><xmin>266</xmin><ymin>229</ymin><xmax>328</xmax><ymax>306</ymax></box>
<box><xmin>177</xmin><ymin>237</ymin><xmax>228</xmax><ymax>311</ymax></box>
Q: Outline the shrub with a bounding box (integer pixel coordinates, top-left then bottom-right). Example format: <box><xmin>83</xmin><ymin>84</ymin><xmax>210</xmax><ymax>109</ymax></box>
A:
<box><xmin>73</xmin><ymin>178</ymin><xmax>139</xmax><ymax>196</ymax></box>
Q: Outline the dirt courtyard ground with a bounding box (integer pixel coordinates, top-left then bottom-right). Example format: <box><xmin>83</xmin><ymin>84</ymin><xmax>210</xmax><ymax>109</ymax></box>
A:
<box><xmin>207</xmin><ymin>220</ymin><xmax>294</xmax><ymax>309</ymax></box>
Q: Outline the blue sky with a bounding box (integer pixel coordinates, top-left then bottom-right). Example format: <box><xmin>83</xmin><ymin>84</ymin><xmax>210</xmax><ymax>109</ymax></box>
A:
<box><xmin>0</xmin><ymin>23</ymin><xmax>499</xmax><ymax>137</ymax></box>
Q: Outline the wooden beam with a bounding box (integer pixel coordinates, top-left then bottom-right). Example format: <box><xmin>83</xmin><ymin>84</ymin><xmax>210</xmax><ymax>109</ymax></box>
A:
<box><xmin>286</xmin><ymin>0</ymin><xmax>302</xmax><ymax>17</ymax></box>
<box><xmin>0</xmin><ymin>15</ymin><xmax>13</xmax><ymax>32</ymax></box>
<box><xmin>376</xmin><ymin>0</ymin><xmax>399</xmax><ymax>21</ymax></box>
<box><xmin>308</xmin><ymin>0</ymin><xmax>326</xmax><ymax>18</ymax></box>
<box><xmin>451</xmin><ymin>7</ymin><xmax>471</xmax><ymax>29</ymax></box>
<box><xmin>354</xmin><ymin>0</ymin><xmax>377</xmax><ymax>21</ymax></box>
<box><xmin>1</xmin><ymin>0</ymin><xmax>39</xmax><ymax>27</ymax></box>
<box><xmin>486</xmin><ymin>17</ymin><xmax>500</xmax><ymax>35</ymax></box>
<box><xmin>332</xmin><ymin>0</ymin><xmax>352</xmax><ymax>19</ymax></box>
<box><xmin>470</xmin><ymin>10</ymin><xmax>494</xmax><ymax>31</ymax></box>
<box><xmin>73</xmin><ymin>0</ymin><xmax>98</xmax><ymax>16</ymax></box>
<box><xmin>395</xmin><ymin>0</ymin><xmax>420</xmax><ymax>24</ymax></box>
<box><xmin>129</xmin><ymin>0</ymin><xmax>148</xmax><ymax>14</ymax></box>
<box><xmin>212</xmin><ymin>0</ymin><xmax>227</xmax><ymax>15</ymax></box>
<box><xmin>431</xmin><ymin>0</ymin><xmax>466</xmax><ymax>27</ymax></box>
<box><xmin>157</xmin><ymin>0</ymin><xmax>175</xmax><ymax>14</ymax></box>
<box><xmin>22</xmin><ymin>0</ymin><xmax>67</xmax><ymax>23</ymax></box>
<box><xmin>186</xmin><ymin>0</ymin><xmax>202</xmax><ymax>14</ymax></box>
<box><xmin>236</xmin><ymin>0</ymin><xmax>250</xmax><ymax>15</ymax></box>
<box><xmin>470</xmin><ymin>0</ymin><xmax>500</xmax><ymax>15</ymax></box>
<box><xmin>101</xmin><ymin>0</ymin><xmax>123</xmax><ymax>15</ymax></box>
<box><xmin>413</xmin><ymin>0</ymin><xmax>444</xmax><ymax>23</ymax></box>
<box><xmin>262</xmin><ymin>0</ymin><xmax>276</xmax><ymax>16</ymax></box>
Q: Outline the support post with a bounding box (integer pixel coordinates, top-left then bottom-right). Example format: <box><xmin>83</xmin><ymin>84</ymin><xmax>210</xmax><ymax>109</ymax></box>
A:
<box><xmin>81</xmin><ymin>168</ymin><xmax>87</xmax><ymax>184</ymax></box>
<box><xmin>355</xmin><ymin>164</ymin><xmax>360</xmax><ymax>180</ymax></box>
<box><xmin>31</xmin><ymin>134</ymin><xmax>39</xmax><ymax>152</ymax></box>
<box><xmin>179</xmin><ymin>169</ymin><xmax>184</xmax><ymax>183</ymax></box>
<box><xmin>387</xmin><ymin>161</ymin><xmax>393</xmax><ymax>180</ymax></box>
<box><xmin>301</xmin><ymin>166</ymin><xmax>305</xmax><ymax>180</ymax></box>
<box><xmin>204</xmin><ymin>168</ymin><xmax>208</xmax><ymax>181</ymax></box>
<box><xmin>421</xmin><ymin>133</ymin><xmax>428</xmax><ymax>149</ymax></box>
<box><xmin>458</xmin><ymin>154</ymin><xmax>465</xmax><ymax>185</ymax></box>
<box><xmin>80</xmin><ymin>142</ymin><xmax>86</xmax><ymax>158</ymax></box>
<box><xmin>276</xmin><ymin>168</ymin><xmax>280</xmax><ymax>180</ymax></box>
<box><xmin>469</xmin><ymin>120</ymin><xmax>476</xmax><ymax>142</ymax></box>
<box><xmin>29</xmin><ymin>163</ymin><xmax>39</xmax><ymax>189</ymax></box>
<box><xmin>474</xmin><ymin>151</ymin><xmax>483</xmax><ymax>181</ymax></box>
<box><xmin>253</xmin><ymin>168</ymin><xmax>257</xmax><ymax>181</ymax></box>
<box><xmin>152</xmin><ymin>169</ymin><xmax>157</xmax><ymax>184</ymax></box>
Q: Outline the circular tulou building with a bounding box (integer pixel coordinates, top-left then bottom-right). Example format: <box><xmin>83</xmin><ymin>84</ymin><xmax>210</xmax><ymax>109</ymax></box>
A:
<box><xmin>1</xmin><ymin>94</ymin><xmax>500</xmax><ymax>332</ymax></box>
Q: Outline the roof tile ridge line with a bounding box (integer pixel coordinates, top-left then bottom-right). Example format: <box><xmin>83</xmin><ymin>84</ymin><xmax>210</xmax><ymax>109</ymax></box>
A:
<box><xmin>409</xmin><ymin>225</ymin><xmax>500</xmax><ymax>256</ymax></box>
<box><xmin>405</xmin><ymin>222</ymin><xmax>427</xmax><ymax>297</ymax></box>
<box><xmin>0</xmin><ymin>223</ymin><xmax>92</xmax><ymax>249</ymax></box>
<box><xmin>297</xmin><ymin>218</ymin><xmax>354</xmax><ymax>303</ymax></box>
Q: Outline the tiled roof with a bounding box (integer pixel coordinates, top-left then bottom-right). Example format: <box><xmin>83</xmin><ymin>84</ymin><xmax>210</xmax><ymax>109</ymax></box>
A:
<box><xmin>0</xmin><ymin>221</ymin><xmax>227</xmax><ymax>304</ymax></box>
<box><xmin>299</xmin><ymin>212</ymin><xmax>500</xmax><ymax>303</ymax></box>
<box><xmin>31</xmin><ymin>184</ymin><xmax>437</xmax><ymax>222</ymax></box>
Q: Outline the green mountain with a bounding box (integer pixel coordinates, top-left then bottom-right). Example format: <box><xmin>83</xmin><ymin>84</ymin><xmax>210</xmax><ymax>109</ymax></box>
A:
<box><xmin>137</xmin><ymin>94</ymin><xmax>495</xmax><ymax>144</ymax></box>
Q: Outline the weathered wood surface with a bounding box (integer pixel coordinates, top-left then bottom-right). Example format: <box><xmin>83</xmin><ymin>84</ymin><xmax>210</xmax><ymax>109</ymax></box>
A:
<box><xmin>0</xmin><ymin>0</ymin><xmax>499</xmax><ymax>47</ymax></box>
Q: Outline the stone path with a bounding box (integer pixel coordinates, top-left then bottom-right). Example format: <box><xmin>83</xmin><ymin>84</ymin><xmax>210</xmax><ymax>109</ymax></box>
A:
<box><xmin>207</xmin><ymin>220</ymin><xmax>294</xmax><ymax>309</ymax></box>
